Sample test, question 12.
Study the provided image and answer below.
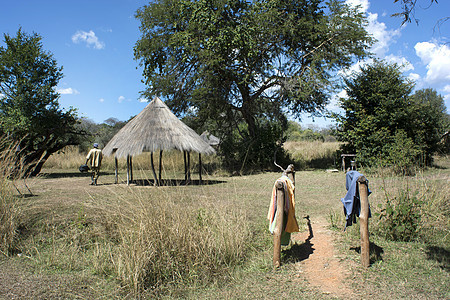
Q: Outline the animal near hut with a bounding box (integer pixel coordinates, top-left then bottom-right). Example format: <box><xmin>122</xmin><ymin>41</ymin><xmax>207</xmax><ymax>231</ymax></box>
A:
<box><xmin>102</xmin><ymin>96</ymin><xmax>216</xmax><ymax>185</ymax></box>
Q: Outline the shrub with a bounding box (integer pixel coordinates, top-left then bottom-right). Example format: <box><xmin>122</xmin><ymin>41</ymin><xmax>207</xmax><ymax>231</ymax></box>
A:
<box><xmin>375</xmin><ymin>190</ymin><xmax>422</xmax><ymax>242</ymax></box>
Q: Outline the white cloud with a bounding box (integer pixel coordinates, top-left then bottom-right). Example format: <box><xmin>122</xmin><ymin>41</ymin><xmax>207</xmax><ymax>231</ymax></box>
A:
<box><xmin>72</xmin><ymin>30</ymin><xmax>105</xmax><ymax>50</ymax></box>
<box><xmin>366</xmin><ymin>13</ymin><xmax>401</xmax><ymax>57</ymax></box>
<box><xmin>57</xmin><ymin>87</ymin><xmax>79</xmax><ymax>95</ymax></box>
<box><xmin>346</xmin><ymin>0</ymin><xmax>400</xmax><ymax>58</ymax></box>
<box><xmin>327</xmin><ymin>89</ymin><xmax>348</xmax><ymax>112</ymax></box>
<box><xmin>0</xmin><ymin>93</ymin><xmax>5</xmax><ymax>99</ymax></box>
<box><xmin>345</xmin><ymin>0</ymin><xmax>369</xmax><ymax>12</ymax></box>
<box><xmin>139</xmin><ymin>97</ymin><xmax>149</xmax><ymax>103</ymax></box>
<box><xmin>414</xmin><ymin>42</ymin><xmax>450</xmax><ymax>84</ymax></box>
<box><xmin>385</xmin><ymin>54</ymin><xmax>414</xmax><ymax>72</ymax></box>
<box><xmin>99</xmin><ymin>98</ymin><xmax>105</xmax><ymax>103</ymax></box>
<box><xmin>118</xmin><ymin>96</ymin><xmax>126</xmax><ymax>103</ymax></box>
<box><xmin>443</xmin><ymin>85</ymin><xmax>450</xmax><ymax>93</ymax></box>
<box><xmin>408</xmin><ymin>73</ymin><xmax>421</xmax><ymax>82</ymax></box>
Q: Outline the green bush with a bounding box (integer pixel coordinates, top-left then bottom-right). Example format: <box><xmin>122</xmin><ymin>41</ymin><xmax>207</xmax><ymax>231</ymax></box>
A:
<box><xmin>375</xmin><ymin>190</ymin><xmax>422</xmax><ymax>242</ymax></box>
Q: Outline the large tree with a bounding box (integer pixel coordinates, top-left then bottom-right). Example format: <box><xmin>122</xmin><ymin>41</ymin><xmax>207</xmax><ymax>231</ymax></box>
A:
<box><xmin>334</xmin><ymin>60</ymin><xmax>448</xmax><ymax>171</ymax></box>
<box><xmin>134</xmin><ymin>0</ymin><xmax>372</xmax><ymax>170</ymax></box>
<box><xmin>0</xmin><ymin>29</ymin><xmax>84</xmax><ymax>176</ymax></box>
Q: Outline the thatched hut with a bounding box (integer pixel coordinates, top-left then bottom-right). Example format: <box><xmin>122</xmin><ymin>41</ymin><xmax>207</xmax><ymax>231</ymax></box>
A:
<box><xmin>103</xmin><ymin>97</ymin><xmax>215</xmax><ymax>185</ymax></box>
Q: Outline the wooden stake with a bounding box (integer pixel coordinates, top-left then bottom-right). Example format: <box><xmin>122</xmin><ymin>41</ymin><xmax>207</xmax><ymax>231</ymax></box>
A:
<box><xmin>114</xmin><ymin>157</ymin><xmax>118</xmax><ymax>184</ymax></box>
<box><xmin>151</xmin><ymin>152</ymin><xmax>158</xmax><ymax>186</ymax></box>
<box><xmin>358</xmin><ymin>176</ymin><xmax>370</xmax><ymax>268</ymax></box>
<box><xmin>184</xmin><ymin>151</ymin><xmax>187</xmax><ymax>182</ymax></box>
<box><xmin>273</xmin><ymin>181</ymin><xmax>284</xmax><ymax>269</ymax></box>
<box><xmin>198</xmin><ymin>153</ymin><xmax>202</xmax><ymax>185</ymax></box>
<box><xmin>187</xmin><ymin>151</ymin><xmax>191</xmax><ymax>183</ymax></box>
<box><xmin>130</xmin><ymin>155</ymin><xmax>133</xmax><ymax>183</ymax></box>
<box><xmin>159</xmin><ymin>150</ymin><xmax>163</xmax><ymax>185</ymax></box>
<box><xmin>284</xmin><ymin>164</ymin><xmax>295</xmax><ymax>185</ymax></box>
<box><xmin>126</xmin><ymin>155</ymin><xmax>130</xmax><ymax>185</ymax></box>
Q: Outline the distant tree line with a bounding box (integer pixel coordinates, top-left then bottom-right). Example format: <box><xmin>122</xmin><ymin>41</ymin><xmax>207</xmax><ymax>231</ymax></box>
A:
<box><xmin>285</xmin><ymin>121</ymin><xmax>337</xmax><ymax>143</ymax></box>
<box><xmin>77</xmin><ymin>117</ymin><xmax>127</xmax><ymax>152</ymax></box>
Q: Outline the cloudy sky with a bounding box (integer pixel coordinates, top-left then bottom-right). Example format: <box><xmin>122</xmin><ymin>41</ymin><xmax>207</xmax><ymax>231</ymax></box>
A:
<box><xmin>1</xmin><ymin>0</ymin><xmax>449</xmax><ymax>128</ymax></box>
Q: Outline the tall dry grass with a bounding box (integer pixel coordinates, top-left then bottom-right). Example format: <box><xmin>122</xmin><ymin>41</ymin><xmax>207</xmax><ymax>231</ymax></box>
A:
<box><xmin>0</xmin><ymin>138</ymin><xmax>24</xmax><ymax>256</ymax></box>
<box><xmin>83</xmin><ymin>186</ymin><xmax>249</xmax><ymax>295</ymax></box>
<box><xmin>44</xmin><ymin>146</ymin><xmax>219</xmax><ymax>176</ymax></box>
<box><xmin>284</xmin><ymin>141</ymin><xmax>341</xmax><ymax>169</ymax></box>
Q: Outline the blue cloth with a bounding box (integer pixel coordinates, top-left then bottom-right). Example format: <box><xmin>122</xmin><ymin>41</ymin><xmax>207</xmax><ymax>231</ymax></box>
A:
<box><xmin>341</xmin><ymin>171</ymin><xmax>371</xmax><ymax>229</ymax></box>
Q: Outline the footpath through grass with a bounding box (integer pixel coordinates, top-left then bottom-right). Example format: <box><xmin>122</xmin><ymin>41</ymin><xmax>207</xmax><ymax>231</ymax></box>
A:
<box><xmin>0</xmin><ymin>160</ymin><xmax>449</xmax><ymax>299</ymax></box>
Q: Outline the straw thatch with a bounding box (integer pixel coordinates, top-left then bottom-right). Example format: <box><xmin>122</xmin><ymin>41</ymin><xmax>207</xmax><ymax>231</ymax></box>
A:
<box><xmin>200</xmin><ymin>131</ymin><xmax>220</xmax><ymax>146</ymax></box>
<box><xmin>103</xmin><ymin>97</ymin><xmax>215</xmax><ymax>158</ymax></box>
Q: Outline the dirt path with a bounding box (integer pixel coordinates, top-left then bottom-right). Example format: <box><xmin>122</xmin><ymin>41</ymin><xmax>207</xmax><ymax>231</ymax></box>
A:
<box><xmin>292</xmin><ymin>216</ymin><xmax>355</xmax><ymax>298</ymax></box>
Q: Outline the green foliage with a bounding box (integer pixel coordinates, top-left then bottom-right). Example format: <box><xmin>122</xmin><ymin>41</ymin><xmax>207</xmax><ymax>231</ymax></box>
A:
<box><xmin>409</xmin><ymin>88</ymin><xmax>450</xmax><ymax>160</ymax></box>
<box><xmin>375</xmin><ymin>190</ymin><xmax>423</xmax><ymax>242</ymax></box>
<box><xmin>134</xmin><ymin>0</ymin><xmax>373</xmax><ymax>171</ymax></box>
<box><xmin>77</xmin><ymin>117</ymin><xmax>127</xmax><ymax>152</ymax></box>
<box><xmin>383</xmin><ymin>130</ymin><xmax>422</xmax><ymax>175</ymax></box>
<box><xmin>334</xmin><ymin>60</ymin><xmax>449</xmax><ymax>172</ymax></box>
<box><xmin>0</xmin><ymin>29</ymin><xmax>84</xmax><ymax>176</ymax></box>
<box><xmin>218</xmin><ymin>118</ymin><xmax>289</xmax><ymax>173</ymax></box>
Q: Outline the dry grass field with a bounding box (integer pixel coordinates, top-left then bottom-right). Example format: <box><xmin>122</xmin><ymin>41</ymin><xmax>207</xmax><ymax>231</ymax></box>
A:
<box><xmin>0</xmin><ymin>143</ymin><xmax>448</xmax><ymax>299</ymax></box>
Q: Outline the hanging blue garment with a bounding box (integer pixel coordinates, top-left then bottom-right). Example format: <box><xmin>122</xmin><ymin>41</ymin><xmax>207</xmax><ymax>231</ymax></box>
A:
<box><xmin>341</xmin><ymin>171</ymin><xmax>371</xmax><ymax>229</ymax></box>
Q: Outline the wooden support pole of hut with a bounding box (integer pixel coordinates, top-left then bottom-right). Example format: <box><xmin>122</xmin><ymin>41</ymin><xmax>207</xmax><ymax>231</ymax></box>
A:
<box><xmin>273</xmin><ymin>180</ymin><xmax>285</xmax><ymax>269</ymax></box>
<box><xmin>184</xmin><ymin>151</ymin><xmax>188</xmax><ymax>182</ymax></box>
<box><xmin>198</xmin><ymin>153</ymin><xmax>202</xmax><ymax>185</ymax></box>
<box><xmin>159</xmin><ymin>150</ymin><xmax>163</xmax><ymax>185</ymax></box>
<box><xmin>357</xmin><ymin>175</ymin><xmax>370</xmax><ymax>268</ymax></box>
<box><xmin>130</xmin><ymin>155</ymin><xmax>133</xmax><ymax>183</ymax></box>
<box><xmin>187</xmin><ymin>151</ymin><xmax>191</xmax><ymax>183</ymax></box>
<box><xmin>114</xmin><ymin>157</ymin><xmax>118</xmax><ymax>184</ymax></box>
<box><xmin>126</xmin><ymin>155</ymin><xmax>130</xmax><ymax>185</ymax></box>
<box><xmin>151</xmin><ymin>152</ymin><xmax>158</xmax><ymax>186</ymax></box>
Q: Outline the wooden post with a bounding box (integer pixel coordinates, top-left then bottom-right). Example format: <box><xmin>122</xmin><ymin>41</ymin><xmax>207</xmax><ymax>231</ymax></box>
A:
<box><xmin>126</xmin><ymin>155</ymin><xmax>130</xmax><ymax>185</ymax></box>
<box><xmin>358</xmin><ymin>176</ymin><xmax>370</xmax><ymax>268</ymax></box>
<box><xmin>114</xmin><ymin>157</ymin><xmax>118</xmax><ymax>184</ymax></box>
<box><xmin>273</xmin><ymin>181</ymin><xmax>285</xmax><ymax>269</ymax></box>
<box><xmin>342</xmin><ymin>156</ymin><xmax>345</xmax><ymax>172</ymax></box>
<box><xmin>159</xmin><ymin>150</ymin><xmax>163</xmax><ymax>185</ymax></box>
<box><xmin>151</xmin><ymin>152</ymin><xmax>158</xmax><ymax>186</ymax></box>
<box><xmin>187</xmin><ymin>151</ymin><xmax>191</xmax><ymax>183</ymax></box>
<box><xmin>198</xmin><ymin>153</ymin><xmax>203</xmax><ymax>185</ymax></box>
<box><xmin>284</xmin><ymin>164</ymin><xmax>295</xmax><ymax>185</ymax></box>
<box><xmin>184</xmin><ymin>151</ymin><xmax>187</xmax><ymax>182</ymax></box>
<box><xmin>130</xmin><ymin>155</ymin><xmax>133</xmax><ymax>183</ymax></box>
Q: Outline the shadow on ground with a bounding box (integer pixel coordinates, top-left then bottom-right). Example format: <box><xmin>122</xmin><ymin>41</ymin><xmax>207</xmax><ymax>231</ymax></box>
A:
<box><xmin>350</xmin><ymin>242</ymin><xmax>384</xmax><ymax>265</ymax></box>
<box><xmin>426</xmin><ymin>246</ymin><xmax>449</xmax><ymax>272</ymax></box>
<box><xmin>282</xmin><ymin>215</ymin><xmax>315</xmax><ymax>264</ymax></box>
<box><xmin>128</xmin><ymin>178</ymin><xmax>226</xmax><ymax>186</ymax></box>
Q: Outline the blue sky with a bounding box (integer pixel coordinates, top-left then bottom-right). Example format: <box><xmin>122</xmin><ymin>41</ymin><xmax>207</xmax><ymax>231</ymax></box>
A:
<box><xmin>1</xmin><ymin>0</ymin><xmax>449</xmax><ymax>128</ymax></box>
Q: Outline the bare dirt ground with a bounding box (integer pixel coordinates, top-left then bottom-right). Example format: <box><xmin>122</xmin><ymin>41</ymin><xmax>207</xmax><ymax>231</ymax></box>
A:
<box><xmin>292</xmin><ymin>216</ymin><xmax>356</xmax><ymax>299</ymax></box>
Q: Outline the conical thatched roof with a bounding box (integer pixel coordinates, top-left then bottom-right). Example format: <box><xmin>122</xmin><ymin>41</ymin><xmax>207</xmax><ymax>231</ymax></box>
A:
<box><xmin>200</xmin><ymin>131</ymin><xmax>220</xmax><ymax>146</ymax></box>
<box><xmin>103</xmin><ymin>97</ymin><xmax>215</xmax><ymax>158</ymax></box>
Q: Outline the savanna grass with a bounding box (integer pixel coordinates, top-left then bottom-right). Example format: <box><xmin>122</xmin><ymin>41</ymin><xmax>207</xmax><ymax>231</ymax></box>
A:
<box><xmin>84</xmin><ymin>186</ymin><xmax>250</xmax><ymax>295</ymax></box>
<box><xmin>44</xmin><ymin>145</ymin><xmax>220</xmax><ymax>176</ymax></box>
<box><xmin>284</xmin><ymin>141</ymin><xmax>341</xmax><ymax>169</ymax></box>
<box><xmin>0</xmin><ymin>138</ymin><xmax>24</xmax><ymax>256</ymax></box>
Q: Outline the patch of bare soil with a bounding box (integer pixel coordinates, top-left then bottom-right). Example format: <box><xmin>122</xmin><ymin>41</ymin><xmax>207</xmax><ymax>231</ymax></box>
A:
<box><xmin>291</xmin><ymin>216</ymin><xmax>355</xmax><ymax>299</ymax></box>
